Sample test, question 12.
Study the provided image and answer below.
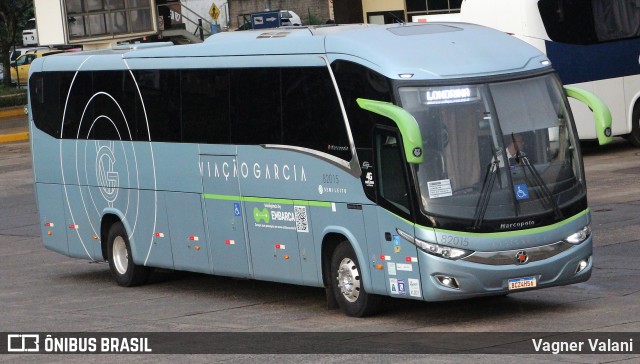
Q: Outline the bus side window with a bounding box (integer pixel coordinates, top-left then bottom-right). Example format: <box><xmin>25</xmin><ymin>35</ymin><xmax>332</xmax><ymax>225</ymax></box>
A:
<box><xmin>230</xmin><ymin>68</ymin><xmax>281</xmax><ymax>145</ymax></box>
<box><xmin>181</xmin><ymin>69</ymin><xmax>230</xmax><ymax>144</ymax></box>
<box><xmin>282</xmin><ymin>67</ymin><xmax>350</xmax><ymax>161</ymax></box>
<box><xmin>375</xmin><ymin>129</ymin><xmax>411</xmax><ymax>215</ymax></box>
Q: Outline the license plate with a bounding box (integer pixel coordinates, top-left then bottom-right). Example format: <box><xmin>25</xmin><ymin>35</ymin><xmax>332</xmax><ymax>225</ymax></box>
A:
<box><xmin>508</xmin><ymin>276</ymin><xmax>537</xmax><ymax>290</ymax></box>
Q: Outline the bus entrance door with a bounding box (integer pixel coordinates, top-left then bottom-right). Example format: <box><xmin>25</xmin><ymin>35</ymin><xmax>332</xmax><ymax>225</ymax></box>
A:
<box><xmin>201</xmin><ymin>154</ymin><xmax>251</xmax><ymax>278</ymax></box>
<box><xmin>244</xmin><ymin>198</ymin><xmax>303</xmax><ymax>285</ymax></box>
<box><xmin>374</xmin><ymin>128</ymin><xmax>422</xmax><ymax>299</ymax></box>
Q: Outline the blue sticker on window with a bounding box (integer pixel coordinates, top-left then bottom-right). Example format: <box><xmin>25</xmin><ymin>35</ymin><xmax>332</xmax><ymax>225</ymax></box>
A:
<box><xmin>514</xmin><ymin>184</ymin><xmax>529</xmax><ymax>200</ymax></box>
<box><xmin>234</xmin><ymin>202</ymin><xmax>241</xmax><ymax>216</ymax></box>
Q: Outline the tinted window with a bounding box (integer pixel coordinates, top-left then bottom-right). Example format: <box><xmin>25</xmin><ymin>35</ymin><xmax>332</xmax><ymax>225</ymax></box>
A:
<box><xmin>539</xmin><ymin>0</ymin><xmax>640</xmax><ymax>44</ymax></box>
<box><xmin>331</xmin><ymin>60</ymin><xmax>394</xmax><ymax>150</ymax></box>
<box><xmin>375</xmin><ymin>129</ymin><xmax>411</xmax><ymax>215</ymax></box>
<box><xmin>30</xmin><ymin>73</ymin><xmax>52</xmax><ymax>136</ymax></box>
<box><xmin>181</xmin><ymin>69</ymin><xmax>230</xmax><ymax>144</ymax></box>
<box><xmin>230</xmin><ymin>68</ymin><xmax>281</xmax><ymax>145</ymax></box>
<box><xmin>90</xmin><ymin>71</ymin><xmax>138</xmax><ymax>140</ymax></box>
<box><xmin>61</xmin><ymin>71</ymin><xmax>91</xmax><ymax>139</ymax></box>
<box><xmin>282</xmin><ymin>67</ymin><xmax>350</xmax><ymax>160</ymax></box>
<box><xmin>31</xmin><ymin>66</ymin><xmax>352</xmax><ymax>163</ymax></box>
<box><xmin>134</xmin><ymin>70</ymin><xmax>181</xmax><ymax>142</ymax></box>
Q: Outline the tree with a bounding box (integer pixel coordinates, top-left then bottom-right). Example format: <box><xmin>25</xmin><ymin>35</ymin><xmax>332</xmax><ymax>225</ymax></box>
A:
<box><xmin>0</xmin><ymin>0</ymin><xmax>34</xmax><ymax>87</ymax></box>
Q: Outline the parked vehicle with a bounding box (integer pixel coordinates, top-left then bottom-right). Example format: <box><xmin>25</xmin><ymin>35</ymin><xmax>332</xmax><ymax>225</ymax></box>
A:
<box><xmin>238</xmin><ymin>9</ymin><xmax>302</xmax><ymax>30</ymax></box>
<box><xmin>9</xmin><ymin>46</ymin><xmax>49</xmax><ymax>62</ymax></box>
<box><xmin>420</xmin><ymin>0</ymin><xmax>640</xmax><ymax>146</ymax></box>
<box><xmin>11</xmin><ymin>49</ymin><xmax>63</xmax><ymax>86</ymax></box>
<box><xmin>23</xmin><ymin>18</ymin><xmax>39</xmax><ymax>47</ymax></box>
<box><xmin>280</xmin><ymin>10</ymin><xmax>302</xmax><ymax>26</ymax></box>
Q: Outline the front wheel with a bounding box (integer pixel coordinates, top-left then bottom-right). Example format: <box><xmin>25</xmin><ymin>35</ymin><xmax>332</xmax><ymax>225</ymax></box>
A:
<box><xmin>330</xmin><ymin>241</ymin><xmax>381</xmax><ymax>317</ymax></box>
<box><xmin>107</xmin><ymin>222</ymin><xmax>150</xmax><ymax>287</ymax></box>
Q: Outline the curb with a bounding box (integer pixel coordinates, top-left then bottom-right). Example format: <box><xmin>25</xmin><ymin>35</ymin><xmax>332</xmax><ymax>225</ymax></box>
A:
<box><xmin>0</xmin><ymin>132</ymin><xmax>29</xmax><ymax>143</ymax></box>
<box><xmin>0</xmin><ymin>106</ymin><xmax>26</xmax><ymax>119</ymax></box>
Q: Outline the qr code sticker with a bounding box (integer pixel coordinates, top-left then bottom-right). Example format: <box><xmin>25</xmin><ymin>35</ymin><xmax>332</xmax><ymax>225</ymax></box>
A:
<box><xmin>294</xmin><ymin>206</ymin><xmax>309</xmax><ymax>233</ymax></box>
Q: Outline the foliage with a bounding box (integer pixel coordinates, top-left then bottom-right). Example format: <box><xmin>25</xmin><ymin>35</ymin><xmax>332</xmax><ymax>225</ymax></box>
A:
<box><xmin>0</xmin><ymin>0</ymin><xmax>34</xmax><ymax>87</ymax></box>
<box><xmin>0</xmin><ymin>85</ymin><xmax>27</xmax><ymax>107</ymax></box>
<box><xmin>0</xmin><ymin>93</ymin><xmax>27</xmax><ymax>108</ymax></box>
<box><xmin>307</xmin><ymin>13</ymin><xmax>325</xmax><ymax>26</ymax></box>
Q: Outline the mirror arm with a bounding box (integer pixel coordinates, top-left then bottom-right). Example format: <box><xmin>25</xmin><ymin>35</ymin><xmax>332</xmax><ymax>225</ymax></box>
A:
<box><xmin>564</xmin><ymin>86</ymin><xmax>613</xmax><ymax>145</ymax></box>
<box><xmin>356</xmin><ymin>98</ymin><xmax>424</xmax><ymax>164</ymax></box>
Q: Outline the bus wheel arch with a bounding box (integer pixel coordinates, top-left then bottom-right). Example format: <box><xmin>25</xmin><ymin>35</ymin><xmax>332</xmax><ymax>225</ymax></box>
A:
<box><xmin>322</xmin><ymin>233</ymin><xmax>381</xmax><ymax>317</ymax></box>
<box><xmin>100</xmin><ymin>214</ymin><xmax>120</xmax><ymax>260</ymax></box>
<box><xmin>626</xmin><ymin>99</ymin><xmax>640</xmax><ymax>147</ymax></box>
<box><xmin>321</xmin><ymin>233</ymin><xmax>343</xmax><ymax>310</ymax></box>
<box><xmin>102</xmin><ymin>216</ymin><xmax>150</xmax><ymax>287</ymax></box>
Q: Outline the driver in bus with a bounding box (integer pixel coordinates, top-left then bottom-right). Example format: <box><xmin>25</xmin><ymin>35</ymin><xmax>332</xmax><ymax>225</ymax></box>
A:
<box><xmin>498</xmin><ymin>133</ymin><xmax>525</xmax><ymax>168</ymax></box>
<box><xmin>506</xmin><ymin>133</ymin><xmax>525</xmax><ymax>163</ymax></box>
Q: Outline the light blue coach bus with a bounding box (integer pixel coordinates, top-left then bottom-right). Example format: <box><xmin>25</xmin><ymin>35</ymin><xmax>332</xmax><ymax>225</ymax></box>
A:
<box><xmin>28</xmin><ymin>23</ymin><xmax>611</xmax><ymax>316</ymax></box>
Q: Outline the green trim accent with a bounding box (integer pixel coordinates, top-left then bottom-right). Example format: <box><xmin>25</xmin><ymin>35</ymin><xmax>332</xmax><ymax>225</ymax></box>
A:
<box><xmin>564</xmin><ymin>86</ymin><xmax>613</xmax><ymax>146</ymax></box>
<box><xmin>206</xmin><ymin>192</ymin><xmax>589</xmax><ymax>238</ymax></box>
<box><xmin>203</xmin><ymin>194</ymin><xmax>239</xmax><ymax>201</ymax></box>
<box><xmin>431</xmin><ymin>209</ymin><xmax>589</xmax><ymax>238</ymax></box>
<box><xmin>356</xmin><ymin>98</ymin><xmax>424</xmax><ymax>164</ymax></box>
<box><xmin>382</xmin><ymin>207</ymin><xmax>589</xmax><ymax>238</ymax></box>
<box><xmin>203</xmin><ymin>194</ymin><xmax>332</xmax><ymax>207</ymax></box>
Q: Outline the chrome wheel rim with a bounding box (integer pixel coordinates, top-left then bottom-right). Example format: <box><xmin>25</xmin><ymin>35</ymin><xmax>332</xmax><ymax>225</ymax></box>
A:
<box><xmin>112</xmin><ymin>236</ymin><xmax>128</xmax><ymax>275</ymax></box>
<box><xmin>336</xmin><ymin>257</ymin><xmax>360</xmax><ymax>302</ymax></box>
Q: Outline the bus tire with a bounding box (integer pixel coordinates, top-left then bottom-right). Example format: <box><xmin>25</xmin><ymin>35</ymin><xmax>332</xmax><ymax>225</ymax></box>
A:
<box><xmin>106</xmin><ymin>222</ymin><xmax>149</xmax><ymax>287</ymax></box>
<box><xmin>626</xmin><ymin>102</ymin><xmax>640</xmax><ymax>147</ymax></box>
<box><xmin>330</xmin><ymin>241</ymin><xmax>381</xmax><ymax>317</ymax></box>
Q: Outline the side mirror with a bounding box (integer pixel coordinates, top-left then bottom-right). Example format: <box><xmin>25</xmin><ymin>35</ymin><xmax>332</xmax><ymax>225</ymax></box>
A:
<box><xmin>564</xmin><ymin>86</ymin><xmax>613</xmax><ymax>145</ymax></box>
<box><xmin>356</xmin><ymin>98</ymin><xmax>424</xmax><ymax>164</ymax></box>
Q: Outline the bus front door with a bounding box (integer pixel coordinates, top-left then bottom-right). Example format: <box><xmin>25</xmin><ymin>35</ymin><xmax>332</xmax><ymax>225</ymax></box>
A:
<box><xmin>201</xmin><ymin>154</ymin><xmax>251</xmax><ymax>278</ymax></box>
<box><xmin>358</xmin><ymin>99</ymin><xmax>426</xmax><ymax>299</ymax></box>
<box><xmin>373</xmin><ymin>128</ymin><xmax>422</xmax><ymax>299</ymax></box>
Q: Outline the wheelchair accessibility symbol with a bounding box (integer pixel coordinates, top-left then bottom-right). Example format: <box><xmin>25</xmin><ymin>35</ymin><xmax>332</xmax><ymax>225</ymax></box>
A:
<box><xmin>514</xmin><ymin>184</ymin><xmax>529</xmax><ymax>200</ymax></box>
<box><xmin>234</xmin><ymin>202</ymin><xmax>241</xmax><ymax>216</ymax></box>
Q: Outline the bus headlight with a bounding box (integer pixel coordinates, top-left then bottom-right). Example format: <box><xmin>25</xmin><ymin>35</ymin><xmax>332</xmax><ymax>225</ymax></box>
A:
<box><xmin>414</xmin><ymin>238</ymin><xmax>473</xmax><ymax>259</ymax></box>
<box><xmin>565</xmin><ymin>225</ymin><xmax>591</xmax><ymax>244</ymax></box>
<box><xmin>396</xmin><ymin>228</ymin><xmax>473</xmax><ymax>260</ymax></box>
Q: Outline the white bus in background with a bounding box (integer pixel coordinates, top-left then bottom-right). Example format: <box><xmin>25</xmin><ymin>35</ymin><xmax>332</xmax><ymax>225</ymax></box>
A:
<box><xmin>23</xmin><ymin>18</ymin><xmax>39</xmax><ymax>47</ymax></box>
<box><xmin>418</xmin><ymin>0</ymin><xmax>640</xmax><ymax>146</ymax></box>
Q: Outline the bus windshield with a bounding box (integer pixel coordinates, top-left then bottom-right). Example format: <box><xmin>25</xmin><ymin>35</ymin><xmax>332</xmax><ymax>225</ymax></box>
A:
<box><xmin>398</xmin><ymin>74</ymin><xmax>584</xmax><ymax>225</ymax></box>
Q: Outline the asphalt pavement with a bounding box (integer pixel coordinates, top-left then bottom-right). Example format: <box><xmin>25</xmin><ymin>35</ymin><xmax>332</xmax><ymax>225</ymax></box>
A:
<box><xmin>0</xmin><ymin>106</ymin><xmax>28</xmax><ymax>143</ymax></box>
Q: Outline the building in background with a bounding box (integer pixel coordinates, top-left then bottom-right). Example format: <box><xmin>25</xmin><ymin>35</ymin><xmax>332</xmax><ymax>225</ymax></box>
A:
<box><xmin>31</xmin><ymin>0</ymin><xmax>458</xmax><ymax>50</ymax></box>
<box><xmin>34</xmin><ymin>0</ymin><xmax>159</xmax><ymax>49</ymax></box>
<box><xmin>32</xmin><ymin>0</ymin><xmax>229</xmax><ymax>49</ymax></box>
<box><xmin>360</xmin><ymin>0</ymin><xmax>462</xmax><ymax>24</ymax></box>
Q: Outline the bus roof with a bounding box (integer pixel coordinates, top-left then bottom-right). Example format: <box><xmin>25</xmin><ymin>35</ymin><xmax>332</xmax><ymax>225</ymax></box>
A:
<box><xmin>37</xmin><ymin>23</ymin><xmax>550</xmax><ymax>81</ymax></box>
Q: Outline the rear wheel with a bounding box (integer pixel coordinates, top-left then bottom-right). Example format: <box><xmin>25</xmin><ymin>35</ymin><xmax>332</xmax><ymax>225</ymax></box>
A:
<box><xmin>625</xmin><ymin>102</ymin><xmax>640</xmax><ymax>147</ymax></box>
<box><xmin>107</xmin><ymin>222</ymin><xmax>149</xmax><ymax>287</ymax></box>
<box><xmin>330</xmin><ymin>241</ymin><xmax>381</xmax><ymax>317</ymax></box>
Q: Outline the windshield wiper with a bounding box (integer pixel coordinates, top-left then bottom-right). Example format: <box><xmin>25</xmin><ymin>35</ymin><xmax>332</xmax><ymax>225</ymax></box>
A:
<box><xmin>472</xmin><ymin>149</ymin><xmax>501</xmax><ymax>230</ymax></box>
<box><xmin>516</xmin><ymin>151</ymin><xmax>563</xmax><ymax>219</ymax></box>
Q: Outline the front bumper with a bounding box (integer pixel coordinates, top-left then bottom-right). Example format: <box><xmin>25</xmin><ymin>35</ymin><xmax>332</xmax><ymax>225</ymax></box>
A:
<box><xmin>418</xmin><ymin>236</ymin><xmax>593</xmax><ymax>301</ymax></box>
